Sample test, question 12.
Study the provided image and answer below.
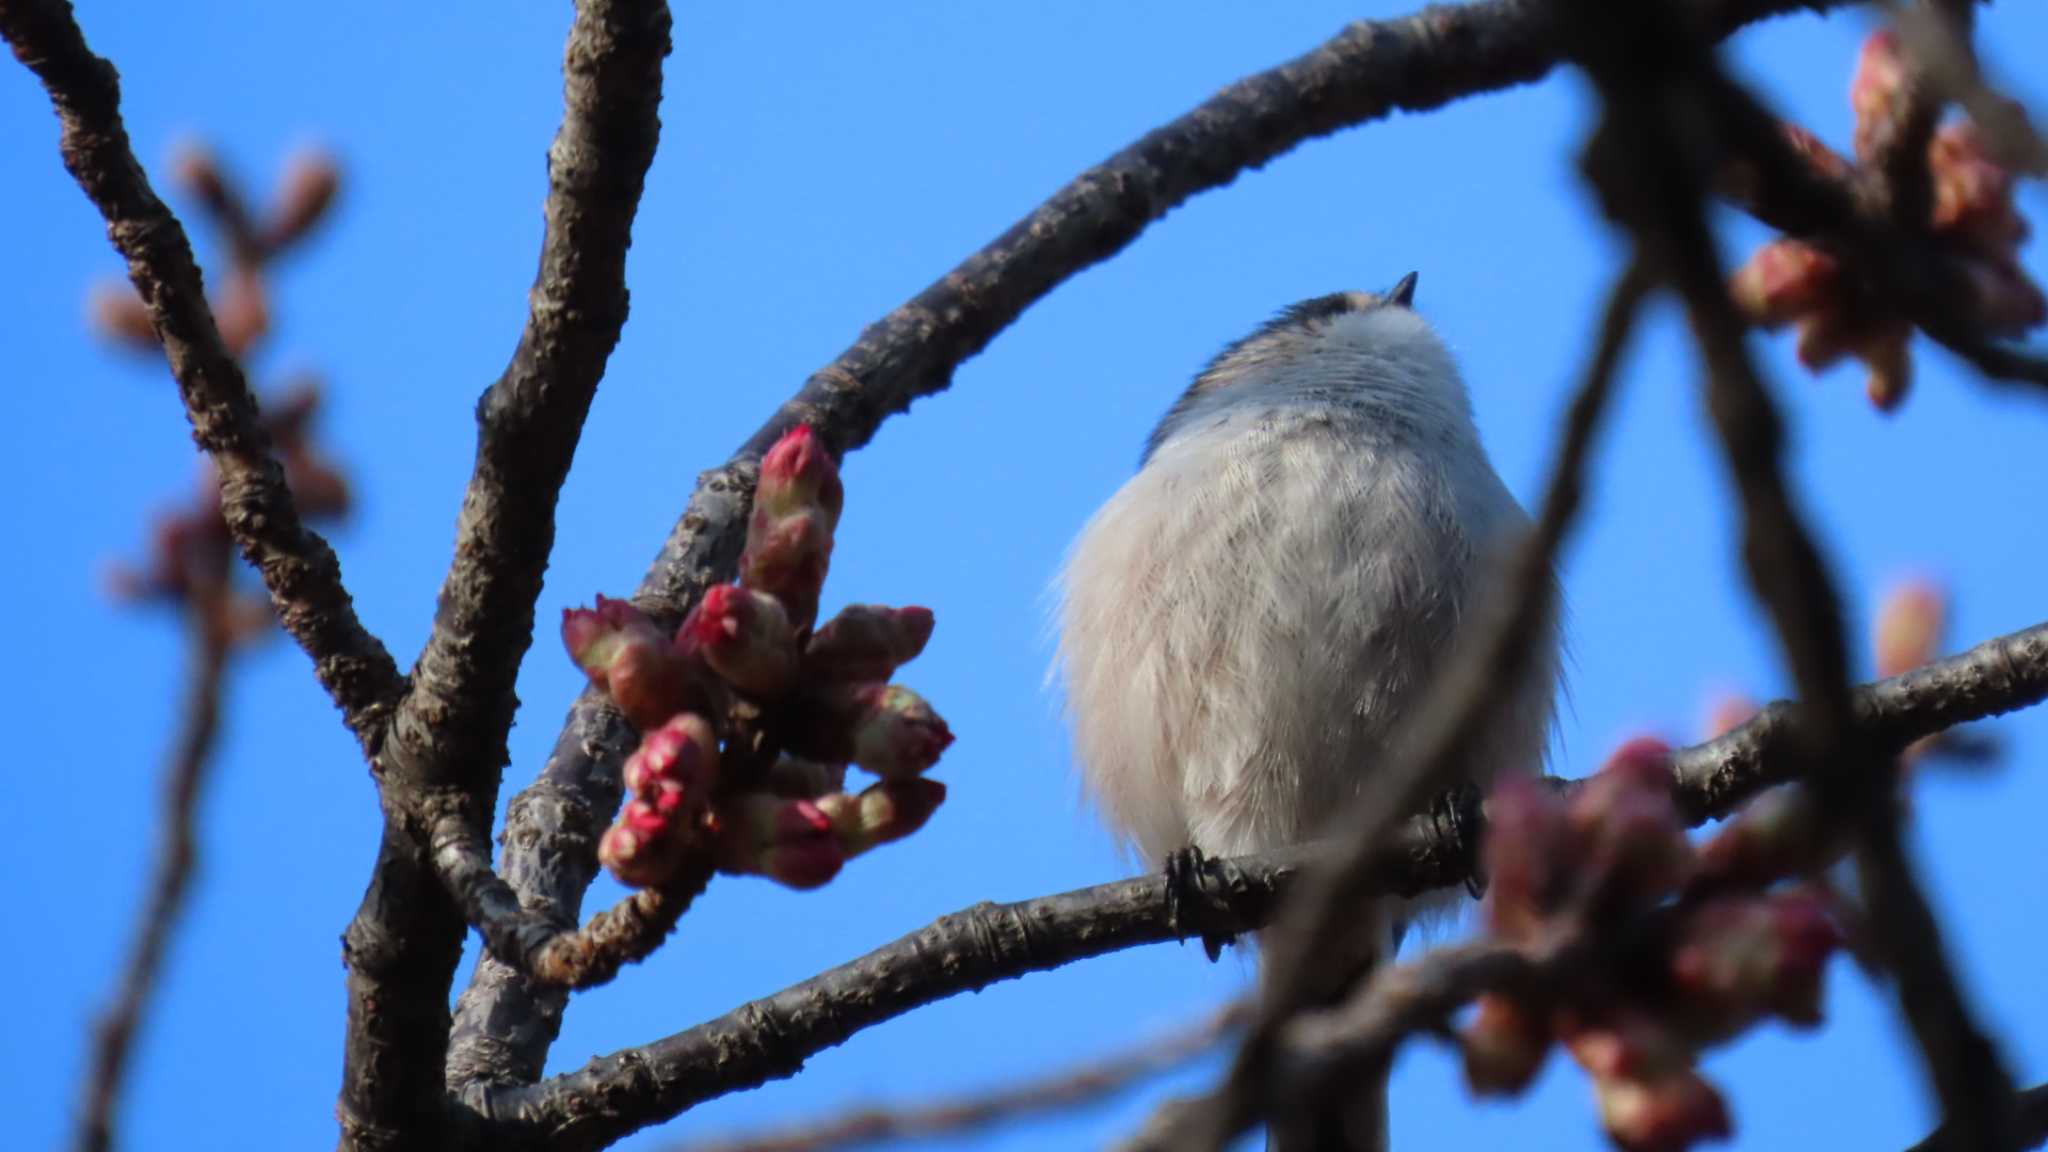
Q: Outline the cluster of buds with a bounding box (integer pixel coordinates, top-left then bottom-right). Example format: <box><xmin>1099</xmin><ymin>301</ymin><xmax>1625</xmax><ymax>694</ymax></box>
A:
<box><xmin>1727</xmin><ymin>30</ymin><xmax>2044</xmax><ymax>411</ymax></box>
<box><xmin>1703</xmin><ymin>575</ymin><xmax>1983</xmax><ymax>780</ymax></box>
<box><xmin>94</xmin><ymin>141</ymin><xmax>352</xmax><ymax>647</ymax></box>
<box><xmin>568</xmin><ymin>425</ymin><xmax>954</xmax><ymax>891</ymax></box>
<box><xmin>1461</xmin><ymin>739</ymin><xmax>1846</xmax><ymax>1151</ymax></box>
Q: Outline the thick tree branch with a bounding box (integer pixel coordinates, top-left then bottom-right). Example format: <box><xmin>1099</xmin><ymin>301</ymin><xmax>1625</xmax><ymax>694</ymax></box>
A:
<box><xmin>72</xmin><ymin>618</ymin><xmax>228</xmax><ymax>1152</ymax></box>
<box><xmin>449</xmin><ymin>0</ymin><xmax>1858</xmax><ymax>1096</ymax></box>
<box><xmin>0</xmin><ymin>0</ymin><xmax>402</xmax><ymax>747</ymax></box>
<box><xmin>472</xmin><ymin>616</ymin><xmax>2048</xmax><ymax>1150</ymax></box>
<box><xmin>334</xmin><ymin>3</ymin><xmax>672</xmax><ymax>1149</ymax></box>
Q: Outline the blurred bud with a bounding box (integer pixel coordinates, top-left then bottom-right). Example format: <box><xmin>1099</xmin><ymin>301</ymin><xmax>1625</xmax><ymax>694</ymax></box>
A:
<box><xmin>1930</xmin><ymin>122</ymin><xmax>2019</xmax><ymax>251</ymax></box>
<box><xmin>715</xmin><ymin>793</ymin><xmax>846</xmax><ymax>889</ymax></box>
<box><xmin>1849</xmin><ymin>29</ymin><xmax>1912</xmax><ymax>167</ymax></box>
<box><xmin>621</xmin><ymin>713</ymin><xmax>720</xmax><ymax>803</ymax></box>
<box><xmin>261</xmin><ymin>376</ymin><xmax>324</xmax><ymax>449</ymax></box>
<box><xmin>739</xmin><ymin>510</ymin><xmax>833</xmax><ymax>629</ymax></box>
<box><xmin>1780</xmin><ymin>122</ymin><xmax>1854</xmax><ymax>183</ymax></box>
<box><xmin>1595</xmin><ymin>1070</ymin><xmax>1731</xmax><ymax>1152</ymax></box>
<box><xmin>562</xmin><ymin>596</ymin><xmax>694</xmax><ymax>730</ymax></box>
<box><xmin>1462</xmin><ymin>993</ymin><xmax>1552</xmax><ymax>1096</ymax></box>
<box><xmin>87</xmin><ymin>283</ymin><xmax>161</xmax><ymax>352</ymax></box>
<box><xmin>171</xmin><ymin>140</ymin><xmax>228</xmax><ymax>205</ymax></box>
<box><xmin>214</xmin><ymin>267</ymin><xmax>270</xmax><ymax>357</ymax></box>
<box><xmin>683</xmin><ymin>584</ymin><xmax>799</xmax><ymax>696</ymax></box>
<box><xmin>1669</xmin><ymin>889</ymin><xmax>1842</xmax><ymax>1031</ymax></box>
<box><xmin>1960</xmin><ymin>257</ymin><xmax>2048</xmax><ymax>338</ymax></box>
<box><xmin>599</xmin><ymin>793</ymin><xmax>693</xmax><ymax>888</ymax></box>
<box><xmin>1568</xmin><ymin>738</ymin><xmax>1691</xmax><ymax>911</ymax></box>
<box><xmin>763</xmin><ymin>755</ymin><xmax>849</xmax><ymax>798</ymax></box>
<box><xmin>1482</xmin><ymin>775</ymin><xmax>1570</xmax><ymax>942</ymax></box>
<box><xmin>262</xmin><ymin>148</ymin><xmax>341</xmax><ymax>254</ymax></box>
<box><xmin>1699</xmin><ymin>694</ymin><xmax>1758</xmax><ymax>742</ymax></box>
<box><xmin>805</xmin><ymin>604</ymin><xmax>936</xmax><ymax>683</ymax></box>
<box><xmin>817</xmin><ymin>778</ymin><xmax>948</xmax><ymax>855</ymax></box>
<box><xmin>1859</xmin><ymin>323</ymin><xmax>1913</xmax><ymax>412</ymax></box>
<box><xmin>1794</xmin><ymin>308</ymin><xmax>1856</xmax><ymax>372</ymax></box>
<box><xmin>1559</xmin><ymin>1009</ymin><xmax>1695</xmax><ymax>1083</ymax></box>
<box><xmin>1875</xmin><ymin>578</ymin><xmax>1946</xmax><ymax>679</ymax></box>
<box><xmin>1696</xmin><ymin>783</ymin><xmax>1845</xmax><ymax>885</ymax></box>
<box><xmin>756</xmin><ymin>424</ymin><xmax>844</xmax><ymax>529</ymax></box>
<box><xmin>1729</xmin><ymin>240</ymin><xmax>1838</xmax><ymax>327</ymax></box>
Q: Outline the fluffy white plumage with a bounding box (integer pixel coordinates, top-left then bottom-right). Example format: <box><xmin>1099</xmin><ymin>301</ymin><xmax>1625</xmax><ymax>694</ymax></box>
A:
<box><xmin>1055</xmin><ymin>284</ymin><xmax>1561</xmax><ymax>933</ymax></box>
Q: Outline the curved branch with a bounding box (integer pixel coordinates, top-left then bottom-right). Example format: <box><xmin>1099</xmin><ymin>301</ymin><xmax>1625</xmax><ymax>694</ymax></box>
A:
<box><xmin>333</xmin><ymin>2</ymin><xmax>672</xmax><ymax>1148</ymax></box>
<box><xmin>477</xmin><ymin>617</ymin><xmax>2048</xmax><ymax>1151</ymax></box>
<box><xmin>447</xmin><ymin>0</ymin><xmax>1859</xmax><ymax>1095</ymax></box>
<box><xmin>0</xmin><ymin>0</ymin><xmax>402</xmax><ymax>747</ymax></box>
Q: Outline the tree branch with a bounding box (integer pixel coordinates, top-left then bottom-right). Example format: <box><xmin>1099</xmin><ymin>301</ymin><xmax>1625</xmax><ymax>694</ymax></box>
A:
<box><xmin>0</xmin><ymin>0</ymin><xmax>402</xmax><ymax>747</ymax></box>
<box><xmin>333</xmin><ymin>2</ymin><xmax>672</xmax><ymax>1149</ymax></box>
<box><xmin>447</xmin><ymin>0</ymin><xmax>1859</xmax><ymax>1097</ymax></box>
<box><xmin>667</xmin><ymin>1003</ymin><xmax>1244</xmax><ymax>1152</ymax></box>
<box><xmin>71</xmin><ymin>616</ymin><xmax>229</xmax><ymax>1152</ymax></box>
<box><xmin>471</xmin><ymin>615</ymin><xmax>2048</xmax><ymax>1150</ymax></box>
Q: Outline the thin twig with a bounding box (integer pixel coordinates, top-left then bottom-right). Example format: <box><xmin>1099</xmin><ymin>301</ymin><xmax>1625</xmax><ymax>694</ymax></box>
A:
<box><xmin>0</xmin><ymin>0</ymin><xmax>402</xmax><ymax>748</ymax></box>
<box><xmin>669</xmin><ymin>1003</ymin><xmax>1246</xmax><ymax>1152</ymax></box>
<box><xmin>70</xmin><ymin>615</ymin><xmax>229</xmax><ymax>1152</ymax></box>
<box><xmin>472</xmin><ymin>614</ymin><xmax>2048</xmax><ymax>1151</ymax></box>
<box><xmin>450</xmin><ymin>0</ymin><xmax>1858</xmax><ymax>1098</ymax></box>
<box><xmin>328</xmin><ymin>3</ymin><xmax>672</xmax><ymax>1149</ymax></box>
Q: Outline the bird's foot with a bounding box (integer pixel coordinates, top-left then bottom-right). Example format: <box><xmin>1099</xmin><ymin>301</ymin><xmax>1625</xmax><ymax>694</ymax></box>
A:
<box><xmin>1164</xmin><ymin>845</ymin><xmax>1232</xmax><ymax>962</ymax></box>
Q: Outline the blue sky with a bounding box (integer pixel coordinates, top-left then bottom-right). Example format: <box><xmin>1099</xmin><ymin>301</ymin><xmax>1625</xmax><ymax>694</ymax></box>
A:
<box><xmin>4</xmin><ymin>3</ymin><xmax>2047</xmax><ymax>1150</ymax></box>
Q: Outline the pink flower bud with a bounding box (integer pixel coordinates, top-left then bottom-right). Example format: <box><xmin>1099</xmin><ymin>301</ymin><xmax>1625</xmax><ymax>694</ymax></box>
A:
<box><xmin>1481</xmin><ymin>775</ymin><xmax>1571</xmax><ymax>943</ymax></box>
<box><xmin>739</xmin><ymin>510</ymin><xmax>833</xmax><ymax>629</ymax></box>
<box><xmin>805</xmin><ymin>604</ymin><xmax>937</xmax><ymax>683</ymax></box>
<box><xmin>1961</xmin><ymin>257</ymin><xmax>2048</xmax><ymax>338</ymax></box>
<box><xmin>1850</xmin><ymin>29</ymin><xmax>1912</xmax><ymax>167</ymax></box>
<box><xmin>1859</xmin><ymin>324</ymin><xmax>1913</xmax><ymax>413</ymax></box>
<box><xmin>1559</xmin><ymin>1010</ymin><xmax>1694</xmax><ymax>1082</ymax></box>
<box><xmin>785</xmin><ymin>683</ymin><xmax>955</xmax><ymax>779</ymax></box>
<box><xmin>600</xmin><ymin>795</ymin><xmax>692</xmax><ymax>888</ymax></box>
<box><xmin>1699</xmin><ymin>694</ymin><xmax>1758</xmax><ymax>742</ymax></box>
<box><xmin>1794</xmin><ymin>308</ymin><xmax>1855</xmax><ymax>372</ymax></box>
<box><xmin>1875</xmin><ymin>578</ymin><xmax>1946</xmax><ymax>679</ymax></box>
<box><xmin>87</xmin><ymin>283</ymin><xmax>161</xmax><ymax>352</ymax></box>
<box><xmin>263</xmin><ymin>148</ymin><xmax>341</xmax><ymax>253</ymax></box>
<box><xmin>1696</xmin><ymin>783</ymin><xmax>1841</xmax><ymax>885</ymax></box>
<box><xmin>622</xmin><ymin>713</ymin><xmax>720</xmax><ymax>801</ymax></box>
<box><xmin>818</xmin><ymin>779</ymin><xmax>948</xmax><ymax>855</ymax></box>
<box><xmin>1595</xmin><ymin>1071</ymin><xmax>1731</xmax><ymax>1152</ymax></box>
<box><xmin>1729</xmin><ymin>240</ymin><xmax>1837</xmax><ymax>327</ymax></box>
<box><xmin>1568</xmin><ymin>739</ymin><xmax>1691</xmax><ymax>910</ymax></box>
<box><xmin>684</xmin><ymin>584</ymin><xmax>799</xmax><ymax>696</ymax></box>
<box><xmin>757</xmin><ymin>424</ymin><xmax>845</xmax><ymax>529</ymax></box>
<box><xmin>1461</xmin><ymin>993</ymin><xmax>1551</xmax><ymax>1096</ymax></box>
<box><xmin>563</xmin><ymin>596</ymin><xmax>695</xmax><ymax>730</ymax></box>
<box><xmin>1669</xmin><ymin>890</ymin><xmax>1842</xmax><ymax>1031</ymax></box>
<box><xmin>714</xmin><ymin>794</ymin><xmax>846</xmax><ymax>889</ymax></box>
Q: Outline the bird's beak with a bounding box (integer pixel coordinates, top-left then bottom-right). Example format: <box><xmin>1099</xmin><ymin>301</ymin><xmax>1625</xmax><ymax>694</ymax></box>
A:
<box><xmin>1387</xmin><ymin>271</ymin><xmax>1418</xmax><ymax>308</ymax></box>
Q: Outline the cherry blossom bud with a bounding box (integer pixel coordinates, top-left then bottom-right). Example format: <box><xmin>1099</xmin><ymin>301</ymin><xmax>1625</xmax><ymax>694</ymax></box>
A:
<box><xmin>1850</xmin><ymin>29</ymin><xmax>1912</xmax><ymax>167</ymax></box>
<box><xmin>1669</xmin><ymin>890</ymin><xmax>1842</xmax><ymax>1030</ymax></box>
<box><xmin>1559</xmin><ymin>1009</ymin><xmax>1693</xmax><ymax>1082</ymax></box>
<box><xmin>1780</xmin><ymin>122</ymin><xmax>1854</xmax><ymax>183</ymax></box>
<box><xmin>684</xmin><ymin>584</ymin><xmax>799</xmax><ymax>696</ymax></box>
<box><xmin>805</xmin><ymin>604</ymin><xmax>936</xmax><ymax>683</ymax></box>
<box><xmin>562</xmin><ymin>596</ymin><xmax>693</xmax><ymax>730</ymax></box>
<box><xmin>715</xmin><ymin>794</ymin><xmax>845</xmax><ymax>889</ymax></box>
<box><xmin>1729</xmin><ymin>240</ymin><xmax>1837</xmax><ymax>327</ymax></box>
<box><xmin>1462</xmin><ymin>993</ymin><xmax>1552</xmax><ymax>1096</ymax></box>
<box><xmin>763</xmin><ymin>756</ymin><xmax>848</xmax><ymax>798</ymax></box>
<box><xmin>739</xmin><ymin>509</ymin><xmax>833</xmax><ymax>629</ymax></box>
<box><xmin>87</xmin><ymin>283</ymin><xmax>161</xmax><ymax>352</ymax></box>
<box><xmin>786</xmin><ymin>683</ymin><xmax>955</xmax><ymax>779</ymax></box>
<box><xmin>1568</xmin><ymin>738</ymin><xmax>1691</xmax><ymax>910</ymax></box>
<box><xmin>214</xmin><ymin>268</ymin><xmax>270</xmax><ymax>357</ymax></box>
<box><xmin>600</xmin><ymin>793</ymin><xmax>692</xmax><ymax>888</ymax></box>
<box><xmin>1860</xmin><ymin>323</ymin><xmax>1913</xmax><ymax>412</ymax></box>
<box><xmin>817</xmin><ymin>779</ymin><xmax>948</xmax><ymax>855</ymax></box>
<box><xmin>1482</xmin><ymin>775</ymin><xmax>1570</xmax><ymax>943</ymax></box>
<box><xmin>1595</xmin><ymin>1070</ymin><xmax>1731</xmax><ymax>1152</ymax></box>
<box><xmin>1696</xmin><ymin>783</ymin><xmax>1843</xmax><ymax>885</ymax></box>
<box><xmin>1961</xmin><ymin>258</ymin><xmax>2048</xmax><ymax>338</ymax></box>
<box><xmin>622</xmin><ymin>713</ymin><xmax>720</xmax><ymax>802</ymax></box>
<box><xmin>1699</xmin><ymin>694</ymin><xmax>1757</xmax><ymax>742</ymax></box>
<box><xmin>172</xmin><ymin>141</ymin><xmax>229</xmax><ymax>205</ymax></box>
<box><xmin>1875</xmin><ymin>579</ymin><xmax>1946</xmax><ymax>679</ymax></box>
<box><xmin>756</xmin><ymin>424</ymin><xmax>844</xmax><ymax>529</ymax></box>
<box><xmin>263</xmin><ymin>148</ymin><xmax>341</xmax><ymax>253</ymax></box>
<box><xmin>1794</xmin><ymin>309</ymin><xmax>1855</xmax><ymax>372</ymax></box>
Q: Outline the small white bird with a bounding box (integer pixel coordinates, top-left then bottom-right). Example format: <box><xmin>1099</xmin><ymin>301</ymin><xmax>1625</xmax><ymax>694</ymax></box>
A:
<box><xmin>1054</xmin><ymin>274</ymin><xmax>1561</xmax><ymax>1151</ymax></box>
